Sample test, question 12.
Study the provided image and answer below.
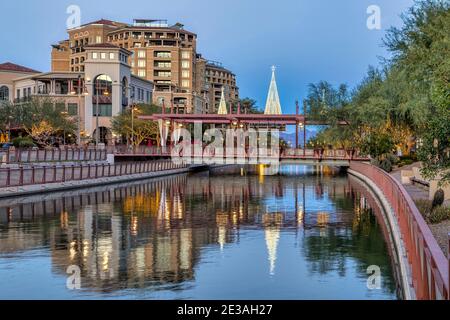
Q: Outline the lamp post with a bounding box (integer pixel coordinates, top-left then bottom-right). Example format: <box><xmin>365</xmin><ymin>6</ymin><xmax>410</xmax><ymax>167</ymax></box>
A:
<box><xmin>126</xmin><ymin>86</ymin><xmax>135</xmax><ymax>148</ymax></box>
<box><xmin>60</xmin><ymin>111</ymin><xmax>68</xmax><ymax>146</ymax></box>
<box><xmin>70</xmin><ymin>75</ymin><xmax>88</xmax><ymax>146</ymax></box>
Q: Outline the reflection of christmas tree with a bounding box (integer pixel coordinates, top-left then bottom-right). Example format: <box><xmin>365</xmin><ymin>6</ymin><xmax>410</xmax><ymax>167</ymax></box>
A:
<box><xmin>263</xmin><ymin>213</ymin><xmax>283</xmax><ymax>276</ymax></box>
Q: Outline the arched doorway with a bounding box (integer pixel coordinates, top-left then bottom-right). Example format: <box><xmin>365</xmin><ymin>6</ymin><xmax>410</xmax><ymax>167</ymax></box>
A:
<box><xmin>93</xmin><ymin>127</ymin><xmax>113</xmax><ymax>145</ymax></box>
<box><xmin>0</xmin><ymin>86</ymin><xmax>9</xmax><ymax>101</ymax></box>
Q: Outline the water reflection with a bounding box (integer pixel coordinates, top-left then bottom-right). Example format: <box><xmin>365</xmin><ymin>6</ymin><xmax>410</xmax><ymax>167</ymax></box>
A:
<box><xmin>0</xmin><ymin>166</ymin><xmax>399</xmax><ymax>299</ymax></box>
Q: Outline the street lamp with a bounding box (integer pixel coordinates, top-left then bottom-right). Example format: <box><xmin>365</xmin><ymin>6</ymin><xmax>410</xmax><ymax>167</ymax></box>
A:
<box><xmin>61</xmin><ymin>111</ymin><xmax>68</xmax><ymax>146</ymax></box>
<box><xmin>131</xmin><ymin>105</ymin><xmax>140</xmax><ymax>147</ymax></box>
<box><xmin>70</xmin><ymin>75</ymin><xmax>88</xmax><ymax>146</ymax></box>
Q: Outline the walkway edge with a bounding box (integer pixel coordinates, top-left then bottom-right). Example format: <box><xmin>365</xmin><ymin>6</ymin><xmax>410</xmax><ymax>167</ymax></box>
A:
<box><xmin>348</xmin><ymin>169</ymin><xmax>415</xmax><ymax>300</ymax></box>
<box><xmin>0</xmin><ymin>166</ymin><xmax>205</xmax><ymax>199</ymax></box>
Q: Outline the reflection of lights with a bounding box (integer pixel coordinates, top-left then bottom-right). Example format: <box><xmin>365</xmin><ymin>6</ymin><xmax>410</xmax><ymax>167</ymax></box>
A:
<box><xmin>131</xmin><ymin>216</ymin><xmax>138</xmax><ymax>236</ymax></box>
<box><xmin>297</xmin><ymin>206</ymin><xmax>304</xmax><ymax>225</ymax></box>
<box><xmin>83</xmin><ymin>240</ymin><xmax>90</xmax><ymax>258</ymax></box>
<box><xmin>317</xmin><ymin>212</ymin><xmax>330</xmax><ymax>226</ymax></box>
<box><xmin>102</xmin><ymin>251</ymin><xmax>109</xmax><ymax>272</ymax></box>
<box><xmin>69</xmin><ymin>241</ymin><xmax>77</xmax><ymax>260</ymax></box>
<box><xmin>60</xmin><ymin>211</ymin><xmax>69</xmax><ymax>229</ymax></box>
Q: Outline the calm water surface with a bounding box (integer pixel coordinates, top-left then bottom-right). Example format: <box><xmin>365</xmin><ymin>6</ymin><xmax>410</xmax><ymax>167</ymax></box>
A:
<box><xmin>0</xmin><ymin>165</ymin><xmax>399</xmax><ymax>299</ymax></box>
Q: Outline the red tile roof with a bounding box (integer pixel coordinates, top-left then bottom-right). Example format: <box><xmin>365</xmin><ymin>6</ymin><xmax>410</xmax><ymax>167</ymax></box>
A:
<box><xmin>82</xmin><ymin>19</ymin><xmax>123</xmax><ymax>27</ymax></box>
<box><xmin>0</xmin><ymin>62</ymin><xmax>40</xmax><ymax>73</ymax></box>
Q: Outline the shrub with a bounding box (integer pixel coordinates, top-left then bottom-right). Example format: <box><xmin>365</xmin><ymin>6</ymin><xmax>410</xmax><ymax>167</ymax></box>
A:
<box><xmin>428</xmin><ymin>206</ymin><xmax>450</xmax><ymax>224</ymax></box>
<box><xmin>379</xmin><ymin>159</ymin><xmax>393</xmax><ymax>173</ymax></box>
<box><xmin>12</xmin><ymin>137</ymin><xmax>35</xmax><ymax>148</ymax></box>
<box><xmin>386</xmin><ymin>154</ymin><xmax>399</xmax><ymax>165</ymax></box>
<box><xmin>432</xmin><ymin>189</ymin><xmax>445</xmax><ymax>209</ymax></box>
<box><xmin>414</xmin><ymin>199</ymin><xmax>432</xmax><ymax>220</ymax></box>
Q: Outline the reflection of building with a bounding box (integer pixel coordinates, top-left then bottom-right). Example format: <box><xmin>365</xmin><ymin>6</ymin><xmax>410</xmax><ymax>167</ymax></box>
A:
<box><xmin>0</xmin><ymin>171</ymin><xmax>369</xmax><ymax>294</ymax></box>
<box><xmin>4</xmin><ymin>45</ymin><xmax>153</xmax><ymax>145</ymax></box>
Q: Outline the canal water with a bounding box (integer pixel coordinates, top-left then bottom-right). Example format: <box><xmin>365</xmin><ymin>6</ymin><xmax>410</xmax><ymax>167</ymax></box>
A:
<box><xmin>0</xmin><ymin>165</ymin><xmax>399</xmax><ymax>300</ymax></box>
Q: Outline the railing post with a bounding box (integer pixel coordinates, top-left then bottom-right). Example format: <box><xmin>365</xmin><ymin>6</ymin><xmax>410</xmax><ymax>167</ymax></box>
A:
<box><xmin>80</xmin><ymin>165</ymin><xmax>83</xmax><ymax>180</ymax></box>
<box><xmin>31</xmin><ymin>166</ymin><xmax>35</xmax><ymax>184</ymax></box>
<box><xmin>62</xmin><ymin>165</ymin><xmax>66</xmax><ymax>182</ymax></box>
<box><xmin>43</xmin><ymin>167</ymin><xmax>46</xmax><ymax>184</ymax></box>
<box><xmin>72</xmin><ymin>165</ymin><xmax>75</xmax><ymax>181</ymax></box>
<box><xmin>53</xmin><ymin>166</ymin><xmax>57</xmax><ymax>182</ymax></box>
<box><xmin>19</xmin><ymin>166</ymin><xmax>24</xmax><ymax>186</ymax></box>
<box><xmin>6</xmin><ymin>167</ymin><xmax>11</xmax><ymax>187</ymax></box>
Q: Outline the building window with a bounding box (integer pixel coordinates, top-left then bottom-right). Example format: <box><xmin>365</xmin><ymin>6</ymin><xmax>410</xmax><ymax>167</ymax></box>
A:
<box><xmin>146</xmin><ymin>91</ymin><xmax>151</xmax><ymax>103</ymax></box>
<box><xmin>181</xmin><ymin>61</ymin><xmax>190</xmax><ymax>69</ymax></box>
<box><xmin>157</xmin><ymin>71</ymin><xmax>171</xmax><ymax>78</ymax></box>
<box><xmin>156</xmin><ymin>62</ymin><xmax>171</xmax><ymax>68</ymax></box>
<box><xmin>92</xmin><ymin>52</ymin><xmax>98</xmax><ymax>59</ymax></box>
<box><xmin>138</xmin><ymin>50</ymin><xmax>146</xmax><ymax>58</ymax></box>
<box><xmin>109</xmin><ymin>53</ymin><xmax>115</xmax><ymax>60</ymax></box>
<box><xmin>96</xmin><ymin>36</ymin><xmax>102</xmax><ymax>44</ymax></box>
<box><xmin>155</xmin><ymin>51</ymin><xmax>171</xmax><ymax>58</ymax></box>
<box><xmin>182</xmin><ymin>70</ymin><xmax>190</xmax><ymax>78</ymax></box>
<box><xmin>181</xmin><ymin>51</ymin><xmax>190</xmax><ymax>59</ymax></box>
<box><xmin>0</xmin><ymin>86</ymin><xmax>9</xmax><ymax>101</ymax></box>
<box><xmin>93</xmin><ymin>104</ymin><xmax>112</xmax><ymax>117</ymax></box>
<box><xmin>138</xmin><ymin>70</ymin><xmax>146</xmax><ymax>77</ymax></box>
<box><xmin>55</xmin><ymin>103</ymin><xmax>65</xmax><ymax>113</ymax></box>
<box><xmin>138</xmin><ymin>60</ymin><xmax>146</xmax><ymax>67</ymax></box>
<box><xmin>68</xmin><ymin>103</ymin><xmax>78</xmax><ymax>116</ymax></box>
<box><xmin>101</xmin><ymin>52</ymin><xmax>106</xmax><ymax>59</ymax></box>
<box><xmin>181</xmin><ymin>80</ymin><xmax>190</xmax><ymax>88</ymax></box>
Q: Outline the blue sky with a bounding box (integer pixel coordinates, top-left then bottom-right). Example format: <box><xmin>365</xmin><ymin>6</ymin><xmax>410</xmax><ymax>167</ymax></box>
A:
<box><xmin>1</xmin><ymin>0</ymin><xmax>413</xmax><ymax>113</ymax></box>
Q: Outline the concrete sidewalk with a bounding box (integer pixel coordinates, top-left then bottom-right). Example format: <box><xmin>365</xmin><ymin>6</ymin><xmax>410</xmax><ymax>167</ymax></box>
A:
<box><xmin>0</xmin><ymin>166</ymin><xmax>199</xmax><ymax>199</ymax></box>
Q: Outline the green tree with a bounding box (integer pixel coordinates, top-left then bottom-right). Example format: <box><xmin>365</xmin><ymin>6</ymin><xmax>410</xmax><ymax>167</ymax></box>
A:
<box><xmin>111</xmin><ymin>103</ymin><xmax>161</xmax><ymax>146</ymax></box>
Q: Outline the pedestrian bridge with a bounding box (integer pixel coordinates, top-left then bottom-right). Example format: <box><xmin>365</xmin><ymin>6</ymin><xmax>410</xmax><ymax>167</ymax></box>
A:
<box><xmin>113</xmin><ymin>146</ymin><xmax>368</xmax><ymax>166</ymax></box>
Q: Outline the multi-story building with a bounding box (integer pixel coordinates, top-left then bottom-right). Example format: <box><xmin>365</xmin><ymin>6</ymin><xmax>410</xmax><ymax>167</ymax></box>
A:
<box><xmin>0</xmin><ymin>62</ymin><xmax>40</xmax><ymax>103</ymax></box>
<box><xmin>205</xmin><ymin>61</ymin><xmax>239</xmax><ymax>114</ymax></box>
<box><xmin>2</xmin><ymin>44</ymin><xmax>154</xmax><ymax>145</ymax></box>
<box><xmin>51</xmin><ymin>18</ymin><xmax>239</xmax><ymax>114</ymax></box>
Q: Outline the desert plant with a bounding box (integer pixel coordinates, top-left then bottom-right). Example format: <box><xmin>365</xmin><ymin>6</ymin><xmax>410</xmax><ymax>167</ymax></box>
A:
<box><xmin>414</xmin><ymin>199</ymin><xmax>433</xmax><ymax>220</ymax></box>
<box><xmin>432</xmin><ymin>189</ymin><xmax>445</xmax><ymax>209</ymax></box>
<box><xmin>428</xmin><ymin>206</ymin><xmax>450</xmax><ymax>224</ymax></box>
<box><xmin>11</xmin><ymin>136</ymin><xmax>35</xmax><ymax>148</ymax></box>
<box><xmin>386</xmin><ymin>153</ymin><xmax>399</xmax><ymax>165</ymax></box>
<box><xmin>379</xmin><ymin>159</ymin><xmax>393</xmax><ymax>173</ymax></box>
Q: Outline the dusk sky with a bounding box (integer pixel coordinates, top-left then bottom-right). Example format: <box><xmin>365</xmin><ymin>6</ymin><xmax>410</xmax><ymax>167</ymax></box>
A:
<box><xmin>1</xmin><ymin>0</ymin><xmax>414</xmax><ymax>113</ymax></box>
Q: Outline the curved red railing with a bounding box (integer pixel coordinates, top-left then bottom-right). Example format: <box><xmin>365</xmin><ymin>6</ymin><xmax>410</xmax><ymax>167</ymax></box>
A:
<box><xmin>350</xmin><ymin>162</ymin><xmax>449</xmax><ymax>300</ymax></box>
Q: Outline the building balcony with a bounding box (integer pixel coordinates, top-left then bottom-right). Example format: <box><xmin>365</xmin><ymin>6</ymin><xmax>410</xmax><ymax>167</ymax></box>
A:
<box><xmin>14</xmin><ymin>97</ymin><xmax>32</xmax><ymax>104</ymax></box>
